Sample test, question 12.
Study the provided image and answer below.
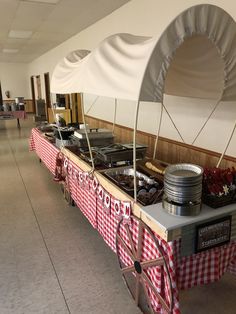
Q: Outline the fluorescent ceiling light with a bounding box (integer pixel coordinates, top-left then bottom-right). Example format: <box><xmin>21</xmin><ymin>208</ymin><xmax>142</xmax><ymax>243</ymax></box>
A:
<box><xmin>2</xmin><ymin>48</ymin><xmax>19</xmax><ymax>53</ymax></box>
<box><xmin>8</xmin><ymin>30</ymin><xmax>33</xmax><ymax>39</ymax></box>
<box><xmin>20</xmin><ymin>0</ymin><xmax>60</xmax><ymax>4</ymax></box>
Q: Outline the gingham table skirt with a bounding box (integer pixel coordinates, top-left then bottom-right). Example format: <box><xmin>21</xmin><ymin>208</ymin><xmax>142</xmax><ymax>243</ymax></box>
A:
<box><xmin>0</xmin><ymin>110</ymin><xmax>26</xmax><ymax>119</ymax></box>
<box><xmin>29</xmin><ymin>128</ymin><xmax>236</xmax><ymax>313</ymax></box>
<box><xmin>29</xmin><ymin>128</ymin><xmax>59</xmax><ymax>175</ymax></box>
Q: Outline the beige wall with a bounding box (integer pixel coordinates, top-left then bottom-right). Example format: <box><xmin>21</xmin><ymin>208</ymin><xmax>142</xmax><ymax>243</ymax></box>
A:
<box><xmin>25</xmin><ymin>0</ymin><xmax>236</xmax><ymax>157</ymax></box>
<box><xmin>0</xmin><ymin>62</ymin><xmax>31</xmax><ymax>100</ymax></box>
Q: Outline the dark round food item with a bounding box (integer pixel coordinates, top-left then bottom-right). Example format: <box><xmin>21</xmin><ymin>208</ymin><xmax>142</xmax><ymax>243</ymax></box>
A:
<box><xmin>148</xmin><ymin>187</ymin><xmax>157</xmax><ymax>194</ymax></box>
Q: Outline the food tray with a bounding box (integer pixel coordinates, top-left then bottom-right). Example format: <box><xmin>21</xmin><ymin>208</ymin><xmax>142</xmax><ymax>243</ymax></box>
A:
<box><xmin>104</xmin><ymin>166</ymin><xmax>163</xmax><ymax>206</ymax></box>
<box><xmin>104</xmin><ymin>166</ymin><xmax>151</xmax><ymax>192</ymax></box>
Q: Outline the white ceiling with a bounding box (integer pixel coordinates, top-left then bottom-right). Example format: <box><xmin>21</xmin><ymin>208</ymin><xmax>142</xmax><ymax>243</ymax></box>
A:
<box><xmin>0</xmin><ymin>0</ymin><xmax>130</xmax><ymax>63</ymax></box>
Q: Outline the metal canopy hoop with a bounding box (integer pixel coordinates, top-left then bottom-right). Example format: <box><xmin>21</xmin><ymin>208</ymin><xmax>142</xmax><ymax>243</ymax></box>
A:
<box><xmin>116</xmin><ymin>217</ymin><xmax>173</xmax><ymax>314</ymax></box>
<box><xmin>81</xmin><ymin>93</ymin><xmax>95</xmax><ymax>171</ymax></box>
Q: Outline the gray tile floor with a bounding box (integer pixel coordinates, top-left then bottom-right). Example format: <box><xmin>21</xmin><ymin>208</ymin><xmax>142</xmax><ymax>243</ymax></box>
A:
<box><xmin>0</xmin><ymin>116</ymin><xmax>235</xmax><ymax>314</ymax></box>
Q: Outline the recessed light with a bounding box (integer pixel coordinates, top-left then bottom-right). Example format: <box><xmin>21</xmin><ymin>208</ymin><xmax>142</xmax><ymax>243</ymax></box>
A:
<box><xmin>20</xmin><ymin>0</ymin><xmax>60</xmax><ymax>4</ymax></box>
<box><xmin>8</xmin><ymin>30</ymin><xmax>33</xmax><ymax>39</ymax></box>
<box><xmin>2</xmin><ymin>48</ymin><xmax>19</xmax><ymax>53</ymax></box>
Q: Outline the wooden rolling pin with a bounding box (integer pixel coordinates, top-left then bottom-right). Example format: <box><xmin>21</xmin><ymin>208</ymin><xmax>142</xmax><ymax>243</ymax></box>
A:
<box><xmin>145</xmin><ymin>160</ymin><xmax>166</xmax><ymax>174</ymax></box>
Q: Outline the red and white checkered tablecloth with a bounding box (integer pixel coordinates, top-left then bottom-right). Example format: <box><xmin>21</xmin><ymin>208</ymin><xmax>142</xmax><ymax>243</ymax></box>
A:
<box><xmin>175</xmin><ymin>240</ymin><xmax>236</xmax><ymax>290</ymax></box>
<box><xmin>65</xmin><ymin>157</ymin><xmax>97</xmax><ymax>228</ymax></box>
<box><xmin>0</xmin><ymin>110</ymin><xmax>26</xmax><ymax>119</ymax></box>
<box><xmin>29</xmin><ymin>128</ymin><xmax>59</xmax><ymax>175</ymax></box>
<box><xmin>29</xmin><ymin>128</ymin><xmax>236</xmax><ymax>314</ymax></box>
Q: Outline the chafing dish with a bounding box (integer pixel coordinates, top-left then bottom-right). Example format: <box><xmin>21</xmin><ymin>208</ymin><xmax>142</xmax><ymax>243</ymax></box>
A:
<box><xmin>72</xmin><ymin>128</ymin><xmax>114</xmax><ymax>148</ymax></box>
<box><xmin>96</xmin><ymin>143</ymin><xmax>147</xmax><ymax>165</ymax></box>
<box><xmin>38</xmin><ymin>124</ymin><xmax>54</xmax><ymax>132</ymax></box>
<box><xmin>53</xmin><ymin>128</ymin><xmax>74</xmax><ymax>140</ymax></box>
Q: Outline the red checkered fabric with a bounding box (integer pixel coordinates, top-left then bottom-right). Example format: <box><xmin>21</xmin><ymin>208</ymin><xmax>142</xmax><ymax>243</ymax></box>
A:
<box><xmin>29</xmin><ymin>129</ymin><xmax>36</xmax><ymax>151</ymax></box>
<box><xmin>0</xmin><ymin>110</ymin><xmax>26</xmax><ymax>119</ymax></box>
<box><xmin>97</xmin><ymin>198</ymin><xmax>118</xmax><ymax>252</ymax></box>
<box><xmin>65</xmin><ymin>158</ymin><xmax>97</xmax><ymax>228</ymax></box>
<box><xmin>176</xmin><ymin>240</ymin><xmax>236</xmax><ymax>290</ymax></box>
<box><xmin>29</xmin><ymin>128</ymin><xmax>236</xmax><ymax>314</ymax></box>
<box><xmin>29</xmin><ymin>128</ymin><xmax>59</xmax><ymax>175</ymax></box>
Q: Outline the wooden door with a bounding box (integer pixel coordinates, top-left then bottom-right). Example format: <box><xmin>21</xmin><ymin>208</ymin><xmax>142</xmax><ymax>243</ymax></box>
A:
<box><xmin>71</xmin><ymin>93</ymin><xmax>82</xmax><ymax>123</ymax></box>
<box><xmin>0</xmin><ymin>81</ymin><xmax>3</xmax><ymax>106</ymax></box>
<box><xmin>77</xmin><ymin>93</ymin><xmax>82</xmax><ymax>122</ymax></box>
<box><xmin>30</xmin><ymin>76</ymin><xmax>36</xmax><ymax>113</ymax></box>
<box><xmin>65</xmin><ymin>94</ymin><xmax>70</xmax><ymax>109</ymax></box>
<box><xmin>44</xmin><ymin>72</ymin><xmax>51</xmax><ymax>107</ymax></box>
<box><xmin>44</xmin><ymin>72</ymin><xmax>51</xmax><ymax>119</ymax></box>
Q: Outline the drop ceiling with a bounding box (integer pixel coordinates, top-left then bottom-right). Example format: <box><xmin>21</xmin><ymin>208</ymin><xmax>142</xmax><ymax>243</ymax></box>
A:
<box><xmin>0</xmin><ymin>0</ymin><xmax>130</xmax><ymax>63</ymax></box>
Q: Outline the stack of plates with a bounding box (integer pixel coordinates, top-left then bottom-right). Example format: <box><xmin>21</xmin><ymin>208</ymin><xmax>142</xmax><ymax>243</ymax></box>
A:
<box><xmin>163</xmin><ymin>163</ymin><xmax>203</xmax><ymax>216</ymax></box>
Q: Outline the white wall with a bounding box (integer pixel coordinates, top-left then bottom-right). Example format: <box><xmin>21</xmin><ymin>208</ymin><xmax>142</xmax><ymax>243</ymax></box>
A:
<box><xmin>27</xmin><ymin>0</ymin><xmax>236</xmax><ymax>158</ymax></box>
<box><xmin>0</xmin><ymin>62</ymin><xmax>31</xmax><ymax>100</ymax></box>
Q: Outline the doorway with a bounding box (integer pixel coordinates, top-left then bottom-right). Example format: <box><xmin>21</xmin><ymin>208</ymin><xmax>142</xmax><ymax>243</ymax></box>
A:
<box><xmin>36</xmin><ymin>75</ymin><xmax>42</xmax><ymax>99</ymax></box>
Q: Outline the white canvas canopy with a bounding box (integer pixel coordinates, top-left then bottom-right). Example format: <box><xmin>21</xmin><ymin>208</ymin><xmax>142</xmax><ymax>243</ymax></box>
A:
<box><xmin>51</xmin><ymin>49</ymin><xmax>91</xmax><ymax>94</ymax></box>
<box><xmin>51</xmin><ymin>4</ymin><xmax>236</xmax><ymax>102</ymax></box>
<box><xmin>51</xmin><ymin>3</ymin><xmax>236</xmax><ymax>201</ymax></box>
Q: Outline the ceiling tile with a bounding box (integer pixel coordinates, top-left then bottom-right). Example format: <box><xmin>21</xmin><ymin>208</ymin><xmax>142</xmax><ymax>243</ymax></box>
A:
<box><xmin>8</xmin><ymin>30</ymin><xmax>33</xmax><ymax>39</ymax></box>
<box><xmin>2</xmin><ymin>48</ymin><xmax>19</xmax><ymax>53</ymax></box>
<box><xmin>16</xmin><ymin>1</ymin><xmax>55</xmax><ymax>18</ymax></box>
<box><xmin>0</xmin><ymin>0</ymin><xmax>130</xmax><ymax>63</ymax></box>
<box><xmin>21</xmin><ymin>0</ymin><xmax>60</xmax><ymax>4</ymax></box>
<box><xmin>21</xmin><ymin>39</ymin><xmax>56</xmax><ymax>52</ymax></box>
<box><xmin>6</xmin><ymin>38</ymin><xmax>28</xmax><ymax>45</ymax></box>
<box><xmin>11</xmin><ymin>17</ymin><xmax>44</xmax><ymax>31</ymax></box>
<box><xmin>0</xmin><ymin>0</ymin><xmax>19</xmax><ymax>18</ymax></box>
<box><xmin>31</xmin><ymin>31</ymin><xmax>70</xmax><ymax>41</ymax></box>
<box><xmin>37</xmin><ymin>20</ymin><xmax>71</xmax><ymax>33</ymax></box>
<box><xmin>0</xmin><ymin>30</ymin><xmax>9</xmax><ymax>40</ymax></box>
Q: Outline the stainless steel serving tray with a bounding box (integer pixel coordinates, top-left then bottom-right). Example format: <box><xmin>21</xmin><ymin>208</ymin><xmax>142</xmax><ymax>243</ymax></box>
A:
<box><xmin>96</xmin><ymin>143</ymin><xmax>147</xmax><ymax>164</ymax></box>
<box><xmin>74</xmin><ymin>128</ymin><xmax>113</xmax><ymax>139</ymax></box>
<box><xmin>104</xmin><ymin>166</ymin><xmax>154</xmax><ymax>193</ymax></box>
<box><xmin>71</xmin><ymin>135</ymin><xmax>114</xmax><ymax>148</ymax></box>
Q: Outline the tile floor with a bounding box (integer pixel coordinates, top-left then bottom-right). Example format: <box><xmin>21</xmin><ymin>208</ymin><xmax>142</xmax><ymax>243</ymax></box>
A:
<box><xmin>0</xmin><ymin>116</ymin><xmax>235</xmax><ymax>314</ymax></box>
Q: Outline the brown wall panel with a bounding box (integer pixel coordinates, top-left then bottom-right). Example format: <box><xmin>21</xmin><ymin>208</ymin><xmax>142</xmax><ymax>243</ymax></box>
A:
<box><xmin>85</xmin><ymin>115</ymin><xmax>236</xmax><ymax>169</ymax></box>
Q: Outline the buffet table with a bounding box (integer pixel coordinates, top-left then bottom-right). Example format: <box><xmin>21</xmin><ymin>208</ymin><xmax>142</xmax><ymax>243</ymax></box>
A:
<box><xmin>0</xmin><ymin>110</ymin><xmax>26</xmax><ymax>127</ymax></box>
<box><xmin>29</xmin><ymin>128</ymin><xmax>236</xmax><ymax>314</ymax></box>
